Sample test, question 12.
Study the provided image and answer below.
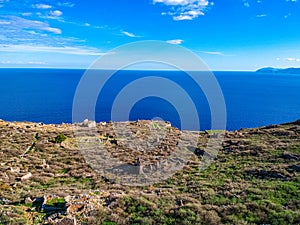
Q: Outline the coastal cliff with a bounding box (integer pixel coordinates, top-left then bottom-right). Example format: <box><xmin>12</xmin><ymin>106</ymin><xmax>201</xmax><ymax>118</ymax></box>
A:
<box><xmin>0</xmin><ymin>119</ymin><xmax>299</xmax><ymax>224</ymax></box>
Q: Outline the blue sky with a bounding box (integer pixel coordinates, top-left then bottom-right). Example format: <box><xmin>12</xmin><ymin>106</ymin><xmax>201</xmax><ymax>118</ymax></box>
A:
<box><xmin>0</xmin><ymin>0</ymin><xmax>300</xmax><ymax>70</ymax></box>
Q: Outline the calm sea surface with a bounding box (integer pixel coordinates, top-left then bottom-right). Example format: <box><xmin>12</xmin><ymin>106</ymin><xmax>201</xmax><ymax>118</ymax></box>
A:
<box><xmin>0</xmin><ymin>69</ymin><xmax>299</xmax><ymax>131</ymax></box>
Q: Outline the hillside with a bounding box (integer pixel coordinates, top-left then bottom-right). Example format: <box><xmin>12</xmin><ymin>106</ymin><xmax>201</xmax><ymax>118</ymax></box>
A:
<box><xmin>256</xmin><ymin>67</ymin><xmax>300</xmax><ymax>74</ymax></box>
<box><xmin>0</xmin><ymin>119</ymin><xmax>299</xmax><ymax>224</ymax></box>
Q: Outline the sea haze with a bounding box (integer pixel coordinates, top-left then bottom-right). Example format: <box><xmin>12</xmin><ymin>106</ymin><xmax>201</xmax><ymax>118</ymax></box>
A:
<box><xmin>0</xmin><ymin>69</ymin><xmax>299</xmax><ymax>131</ymax></box>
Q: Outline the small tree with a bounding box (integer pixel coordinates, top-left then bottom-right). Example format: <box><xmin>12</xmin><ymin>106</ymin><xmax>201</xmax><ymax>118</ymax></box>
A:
<box><xmin>54</xmin><ymin>134</ymin><xmax>67</xmax><ymax>144</ymax></box>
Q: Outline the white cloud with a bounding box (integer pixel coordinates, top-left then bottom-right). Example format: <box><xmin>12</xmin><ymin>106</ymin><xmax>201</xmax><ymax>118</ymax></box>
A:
<box><xmin>26</xmin><ymin>30</ymin><xmax>39</xmax><ymax>35</ymax></box>
<box><xmin>50</xmin><ymin>10</ymin><xmax>63</xmax><ymax>17</ymax></box>
<box><xmin>256</xmin><ymin>14</ymin><xmax>267</xmax><ymax>17</ymax></box>
<box><xmin>286</xmin><ymin>57</ymin><xmax>300</xmax><ymax>62</ymax></box>
<box><xmin>153</xmin><ymin>0</ymin><xmax>211</xmax><ymax>20</ymax></box>
<box><xmin>153</xmin><ymin>0</ymin><xmax>208</xmax><ymax>6</ymax></box>
<box><xmin>0</xmin><ymin>44</ymin><xmax>106</xmax><ymax>56</ymax></box>
<box><xmin>166</xmin><ymin>39</ymin><xmax>184</xmax><ymax>44</ymax></box>
<box><xmin>57</xmin><ymin>2</ymin><xmax>75</xmax><ymax>7</ymax></box>
<box><xmin>0</xmin><ymin>14</ymin><xmax>105</xmax><ymax>59</ymax></box>
<box><xmin>200</xmin><ymin>51</ymin><xmax>224</xmax><ymax>55</ymax></box>
<box><xmin>244</xmin><ymin>2</ymin><xmax>250</xmax><ymax>7</ymax></box>
<box><xmin>122</xmin><ymin>31</ymin><xmax>140</xmax><ymax>38</ymax></box>
<box><xmin>154</xmin><ymin>0</ymin><xmax>192</xmax><ymax>5</ymax></box>
<box><xmin>174</xmin><ymin>15</ymin><xmax>194</xmax><ymax>20</ymax></box>
<box><xmin>22</xmin><ymin>12</ymin><xmax>33</xmax><ymax>17</ymax></box>
<box><xmin>32</xmin><ymin>4</ymin><xmax>52</xmax><ymax>9</ymax></box>
<box><xmin>42</xmin><ymin>10</ymin><xmax>64</xmax><ymax>19</ymax></box>
<box><xmin>1</xmin><ymin>16</ymin><xmax>62</xmax><ymax>34</ymax></box>
<box><xmin>44</xmin><ymin>27</ymin><xmax>62</xmax><ymax>34</ymax></box>
<box><xmin>284</xmin><ymin>13</ymin><xmax>291</xmax><ymax>19</ymax></box>
<box><xmin>0</xmin><ymin>20</ymin><xmax>11</xmax><ymax>25</ymax></box>
<box><xmin>0</xmin><ymin>60</ymin><xmax>46</xmax><ymax>65</ymax></box>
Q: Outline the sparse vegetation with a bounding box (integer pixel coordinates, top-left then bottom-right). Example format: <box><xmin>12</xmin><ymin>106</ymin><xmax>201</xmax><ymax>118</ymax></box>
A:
<box><xmin>0</xmin><ymin>120</ymin><xmax>299</xmax><ymax>224</ymax></box>
<box><xmin>54</xmin><ymin>133</ymin><xmax>67</xmax><ymax>144</ymax></box>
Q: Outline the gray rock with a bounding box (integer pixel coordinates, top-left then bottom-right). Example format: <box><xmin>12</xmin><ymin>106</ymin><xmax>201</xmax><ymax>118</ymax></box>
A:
<box><xmin>82</xmin><ymin>119</ymin><xmax>96</xmax><ymax>128</ymax></box>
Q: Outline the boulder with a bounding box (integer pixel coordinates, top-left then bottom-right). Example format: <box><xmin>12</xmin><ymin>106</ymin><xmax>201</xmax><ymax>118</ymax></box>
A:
<box><xmin>82</xmin><ymin>119</ymin><xmax>96</xmax><ymax>128</ymax></box>
<box><xmin>21</xmin><ymin>172</ymin><xmax>33</xmax><ymax>181</ymax></box>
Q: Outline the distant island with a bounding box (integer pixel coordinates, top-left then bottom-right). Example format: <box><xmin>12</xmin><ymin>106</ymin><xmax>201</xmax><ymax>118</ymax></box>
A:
<box><xmin>256</xmin><ymin>67</ymin><xmax>300</xmax><ymax>74</ymax></box>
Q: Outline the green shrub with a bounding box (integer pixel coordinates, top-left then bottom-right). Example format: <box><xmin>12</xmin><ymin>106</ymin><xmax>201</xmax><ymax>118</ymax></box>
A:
<box><xmin>102</xmin><ymin>222</ymin><xmax>117</xmax><ymax>225</ymax></box>
<box><xmin>46</xmin><ymin>197</ymin><xmax>66</xmax><ymax>207</ymax></box>
<box><xmin>54</xmin><ymin>134</ymin><xmax>67</xmax><ymax>144</ymax></box>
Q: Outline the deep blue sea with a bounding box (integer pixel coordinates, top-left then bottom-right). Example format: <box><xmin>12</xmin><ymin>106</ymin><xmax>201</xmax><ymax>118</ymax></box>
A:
<box><xmin>0</xmin><ymin>69</ymin><xmax>299</xmax><ymax>131</ymax></box>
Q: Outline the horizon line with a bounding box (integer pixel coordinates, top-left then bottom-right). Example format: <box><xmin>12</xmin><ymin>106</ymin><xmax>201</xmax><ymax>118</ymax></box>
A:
<box><xmin>0</xmin><ymin>67</ymin><xmax>256</xmax><ymax>72</ymax></box>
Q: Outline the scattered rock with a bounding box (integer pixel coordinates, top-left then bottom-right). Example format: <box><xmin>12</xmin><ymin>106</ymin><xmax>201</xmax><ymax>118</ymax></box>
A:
<box><xmin>50</xmin><ymin>217</ymin><xmax>75</xmax><ymax>225</ymax></box>
<box><xmin>64</xmin><ymin>195</ymin><xmax>72</xmax><ymax>203</ymax></box>
<box><xmin>82</xmin><ymin>119</ymin><xmax>96</xmax><ymax>128</ymax></box>
<box><xmin>83</xmin><ymin>119</ymin><xmax>89</xmax><ymax>126</ymax></box>
<box><xmin>0</xmin><ymin>197</ymin><xmax>12</xmax><ymax>205</ymax></box>
<box><xmin>24</xmin><ymin>197</ymin><xmax>33</xmax><ymax>204</ymax></box>
<box><xmin>42</xmin><ymin>159</ymin><xmax>50</xmax><ymax>169</ymax></box>
<box><xmin>21</xmin><ymin>172</ymin><xmax>33</xmax><ymax>181</ymax></box>
<box><xmin>67</xmin><ymin>204</ymin><xmax>84</xmax><ymax>214</ymax></box>
<box><xmin>10</xmin><ymin>167</ymin><xmax>20</xmax><ymax>173</ymax></box>
<box><xmin>1</xmin><ymin>119</ymin><xmax>300</xmax><ymax>224</ymax></box>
